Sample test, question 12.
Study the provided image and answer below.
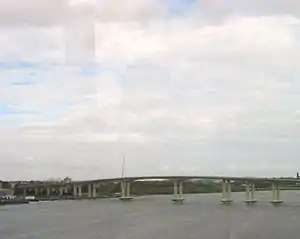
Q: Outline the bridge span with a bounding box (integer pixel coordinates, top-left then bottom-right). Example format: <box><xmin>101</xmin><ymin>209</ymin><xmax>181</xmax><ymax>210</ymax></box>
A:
<box><xmin>13</xmin><ymin>175</ymin><xmax>300</xmax><ymax>204</ymax></box>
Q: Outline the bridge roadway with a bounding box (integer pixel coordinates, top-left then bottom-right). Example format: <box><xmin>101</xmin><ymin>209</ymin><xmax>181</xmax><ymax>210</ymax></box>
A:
<box><xmin>13</xmin><ymin>175</ymin><xmax>300</xmax><ymax>204</ymax></box>
<box><xmin>14</xmin><ymin>175</ymin><xmax>300</xmax><ymax>188</ymax></box>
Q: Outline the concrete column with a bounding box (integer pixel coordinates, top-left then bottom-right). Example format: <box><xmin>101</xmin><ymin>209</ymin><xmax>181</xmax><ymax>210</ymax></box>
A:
<box><xmin>173</xmin><ymin>180</ymin><xmax>178</xmax><ymax>198</ymax></box>
<box><xmin>245</xmin><ymin>182</ymin><xmax>256</xmax><ymax>203</ymax></box>
<box><xmin>59</xmin><ymin>187</ymin><xmax>64</xmax><ymax>196</ymax></box>
<box><xmin>77</xmin><ymin>185</ymin><xmax>82</xmax><ymax>197</ymax></box>
<box><xmin>250</xmin><ymin>183</ymin><xmax>256</xmax><ymax>200</ymax></box>
<box><xmin>88</xmin><ymin>184</ymin><xmax>92</xmax><ymax>198</ymax></box>
<box><xmin>92</xmin><ymin>184</ymin><xmax>97</xmax><ymax>198</ymax></box>
<box><xmin>179</xmin><ymin>180</ymin><xmax>183</xmax><ymax>198</ymax></box>
<box><xmin>272</xmin><ymin>182</ymin><xmax>276</xmax><ymax>199</ymax></box>
<box><xmin>221</xmin><ymin>180</ymin><xmax>227</xmax><ymax>199</ymax></box>
<box><xmin>47</xmin><ymin>187</ymin><xmax>51</xmax><ymax>197</ymax></box>
<box><xmin>126</xmin><ymin>182</ymin><xmax>131</xmax><ymax>197</ymax></box>
<box><xmin>245</xmin><ymin>183</ymin><xmax>250</xmax><ymax>200</ymax></box>
<box><xmin>121</xmin><ymin>181</ymin><xmax>126</xmax><ymax>197</ymax></box>
<box><xmin>271</xmin><ymin>182</ymin><xmax>283</xmax><ymax>204</ymax></box>
<box><xmin>119</xmin><ymin>180</ymin><xmax>133</xmax><ymax>201</ymax></box>
<box><xmin>221</xmin><ymin>180</ymin><xmax>233</xmax><ymax>204</ymax></box>
<box><xmin>172</xmin><ymin>180</ymin><xmax>185</xmax><ymax>203</ymax></box>
<box><xmin>23</xmin><ymin>188</ymin><xmax>27</xmax><ymax>197</ymax></box>
<box><xmin>34</xmin><ymin>188</ymin><xmax>39</xmax><ymax>196</ymax></box>
<box><xmin>226</xmin><ymin>181</ymin><xmax>231</xmax><ymax>198</ymax></box>
<box><xmin>73</xmin><ymin>185</ymin><xmax>77</xmax><ymax>197</ymax></box>
<box><xmin>88</xmin><ymin>184</ymin><xmax>96</xmax><ymax>198</ymax></box>
<box><xmin>276</xmin><ymin>184</ymin><xmax>281</xmax><ymax>200</ymax></box>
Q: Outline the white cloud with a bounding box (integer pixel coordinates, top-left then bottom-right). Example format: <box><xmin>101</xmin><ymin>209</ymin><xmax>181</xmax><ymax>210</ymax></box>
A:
<box><xmin>0</xmin><ymin>0</ymin><xmax>165</xmax><ymax>27</ymax></box>
<box><xmin>1</xmin><ymin>1</ymin><xmax>300</xmax><ymax>179</ymax></box>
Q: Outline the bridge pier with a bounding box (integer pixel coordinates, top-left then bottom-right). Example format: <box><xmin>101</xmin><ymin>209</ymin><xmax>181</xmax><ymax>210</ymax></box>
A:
<box><xmin>220</xmin><ymin>179</ymin><xmax>233</xmax><ymax>204</ymax></box>
<box><xmin>92</xmin><ymin>184</ymin><xmax>97</xmax><ymax>198</ymax></box>
<box><xmin>77</xmin><ymin>185</ymin><xmax>82</xmax><ymax>197</ymax></box>
<box><xmin>119</xmin><ymin>181</ymin><xmax>133</xmax><ymax>201</ymax></box>
<box><xmin>172</xmin><ymin>180</ymin><xmax>185</xmax><ymax>203</ymax></box>
<box><xmin>245</xmin><ymin>182</ymin><xmax>256</xmax><ymax>204</ymax></box>
<box><xmin>46</xmin><ymin>187</ymin><xmax>51</xmax><ymax>197</ymax></box>
<box><xmin>73</xmin><ymin>185</ymin><xmax>77</xmax><ymax>198</ymax></box>
<box><xmin>59</xmin><ymin>187</ymin><xmax>64</xmax><ymax>197</ymax></box>
<box><xmin>88</xmin><ymin>184</ymin><xmax>92</xmax><ymax>198</ymax></box>
<box><xmin>271</xmin><ymin>182</ymin><xmax>283</xmax><ymax>204</ymax></box>
<box><xmin>34</xmin><ymin>188</ymin><xmax>39</xmax><ymax>196</ymax></box>
<box><xmin>88</xmin><ymin>184</ymin><xmax>97</xmax><ymax>199</ymax></box>
<box><xmin>73</xmin><ymin>185</ymin><xmax>82</xmax><ymax>198</ymax></box>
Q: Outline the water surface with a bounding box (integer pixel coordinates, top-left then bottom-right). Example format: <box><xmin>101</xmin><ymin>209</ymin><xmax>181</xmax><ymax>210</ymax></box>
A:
<box><xmin>1</xmin><ymin>191</ymin><xmax>300</xmax><ymax>239</ymax></box>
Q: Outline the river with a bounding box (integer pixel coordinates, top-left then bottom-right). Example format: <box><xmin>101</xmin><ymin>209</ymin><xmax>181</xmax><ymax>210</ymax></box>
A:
<box><xmin>1</xmin><ymin>191</ymin><xmax>300</xmax><ymax>239</ymax></box>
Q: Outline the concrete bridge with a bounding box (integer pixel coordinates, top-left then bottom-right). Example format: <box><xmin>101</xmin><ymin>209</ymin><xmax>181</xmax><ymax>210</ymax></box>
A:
<box><xmin>13</xmin><ymin>175</ymin><xmax>300</xmax><ymax>204</ymax></box>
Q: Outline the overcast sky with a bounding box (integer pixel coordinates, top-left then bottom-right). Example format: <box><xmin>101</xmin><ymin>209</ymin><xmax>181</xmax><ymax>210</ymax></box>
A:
<box><xmin>1</xmin><ymin>0</ymin><xmax>300</xmax><ymax>180</ymax></box>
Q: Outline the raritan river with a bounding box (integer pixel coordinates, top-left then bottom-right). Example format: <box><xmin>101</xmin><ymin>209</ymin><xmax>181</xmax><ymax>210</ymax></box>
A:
<box><xmin>1</xmin><ymin>191</ymin><xmax>300</xmax><ymax>239</ymax></box>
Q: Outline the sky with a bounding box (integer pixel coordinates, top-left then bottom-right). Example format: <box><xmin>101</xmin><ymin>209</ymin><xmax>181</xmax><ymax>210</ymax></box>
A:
<box><xmin>1</xmin><ymin>0</ymin><xmax>300</xmax><ymax>180</ymax></box>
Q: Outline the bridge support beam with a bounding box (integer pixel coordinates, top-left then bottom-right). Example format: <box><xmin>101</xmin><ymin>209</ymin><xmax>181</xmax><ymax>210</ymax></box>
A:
<box><xmin>119</xmin><ymin>181</ymin><xmax>133</xmax><ymax>201</ymax></box>
<box><xmin>271</xmin><ymin>182</ymin><xmax>283</xmax><ymax>204</ymax></box>
<box><xmin>221</xmin><ymin>179</ymin><xmax>233</xmax><ymax>204</ymax></box>
<box><xmin>172</xmin><ymin>180</ymin><xmax>185</xmax><ymax>203</ymax></box>
<box><xmin>245</xmin><ymin>182</ymin><xmax>256</xmax><ymax>204</ymax></box>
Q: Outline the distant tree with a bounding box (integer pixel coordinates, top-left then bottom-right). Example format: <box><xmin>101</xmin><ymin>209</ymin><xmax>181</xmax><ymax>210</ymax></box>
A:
<box><xmin>62</xmin><ymin>177</ymin><xmax>72</xmax><ymax>183</ymax></box>
<box><xmin>47</xmin><ymin>177</ymin><xmax>62</xmax><ymax>183</ymax></box>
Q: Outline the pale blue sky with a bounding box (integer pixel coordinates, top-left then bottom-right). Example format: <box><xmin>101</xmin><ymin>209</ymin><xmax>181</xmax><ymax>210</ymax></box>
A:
<box><xmin>1</xmin><ymin>0</ymin><xmax>300</xmax><ymax>180</ymax></box>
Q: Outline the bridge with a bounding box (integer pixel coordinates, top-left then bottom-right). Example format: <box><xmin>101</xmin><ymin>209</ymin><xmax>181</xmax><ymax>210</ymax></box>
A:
<box><xmin>13</xmin><ymin>175</ymin><xmax>300</xmax><ymax>204</ymax></box>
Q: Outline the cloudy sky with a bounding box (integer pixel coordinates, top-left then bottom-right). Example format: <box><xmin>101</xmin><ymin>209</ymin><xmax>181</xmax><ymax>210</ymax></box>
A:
<box><xmin>1</xmin><ymin>0</ymin><xmax>300</xmax><ymax>180</ymax></box>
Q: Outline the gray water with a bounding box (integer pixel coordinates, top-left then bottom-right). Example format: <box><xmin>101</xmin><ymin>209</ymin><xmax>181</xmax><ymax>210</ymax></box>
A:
<box><xmin>1</xmin><ymin>191</ymin><xmax>300</xmax><ymax>239</ymax></box>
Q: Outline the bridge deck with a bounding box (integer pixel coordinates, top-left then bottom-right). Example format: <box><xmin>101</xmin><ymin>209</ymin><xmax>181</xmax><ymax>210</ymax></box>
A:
<box><xmin>14</xmin><ymin>175</ymin><xmax>300</xmax><ymax>188</ymax></box>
